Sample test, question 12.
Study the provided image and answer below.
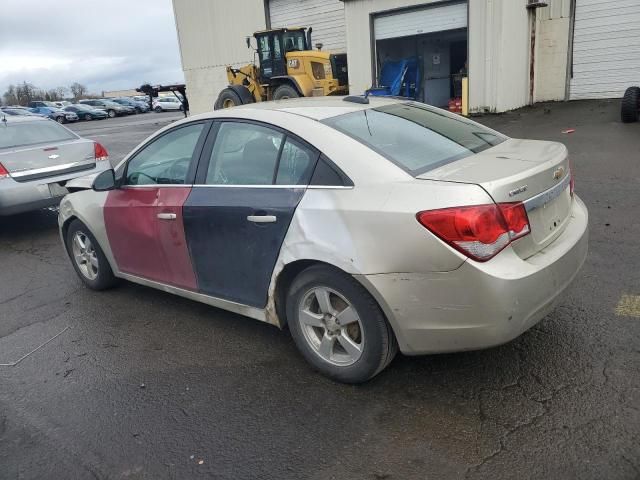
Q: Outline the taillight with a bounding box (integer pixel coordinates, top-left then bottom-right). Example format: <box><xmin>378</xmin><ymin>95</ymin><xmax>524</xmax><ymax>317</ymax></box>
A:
<box><xmin>94</xmin><ymin>142</ymin><xmax>109</xmax><ymax>161</ymax></box>
<box><xmin>416</xmin><ymin>202</ymin><xmax>530</xmax><ymax>262</ymax></box>
<box><xmin>0</xmin><ymin>162</ymin><xmax>9</xmax><ymax>179</ymax></box>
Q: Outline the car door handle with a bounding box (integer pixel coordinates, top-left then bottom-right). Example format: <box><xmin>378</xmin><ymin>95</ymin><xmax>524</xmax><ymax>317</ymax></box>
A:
<box><xmin>247</xmin><ymin>215</ymin><xmax>277</xmax><ymax>223</ymax></box>
<box><xmin>157</xmin><ymin>213</ymin><xmax>177</xmax><ymax>220</ymax></box>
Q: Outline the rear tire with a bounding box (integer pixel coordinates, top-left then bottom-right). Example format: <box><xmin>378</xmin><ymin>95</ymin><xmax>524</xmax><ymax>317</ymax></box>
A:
<box><xmin>273</xmin><ymin>84</ymin><xmax>300</xmax><ymax>101</ymax></box>
<box><xmin>65</xmin><ymin>220</ymin><xmax>118</xmax><ymax>291</ymax></box>
<box><xmin>56</xmin><ymin>116</ymin><xmax>66</xmax><ymax>124</ymax></box>
<box><xmin>621</xmin><ymin>86</ymin><xmax>640</xmax><ymax>123</ymax></box>
<box><xmin>286</xmin><ymin>265</ymin><xmax>398</xmax><ymax>383</ymax></box>
<box><xmin>214</xmin><ymin>88</ymin><xmax>243</xmax><ymax>110</ymax></box>
<box><xmin>84</xmin><ymin>114</ymin><xmax>92</xmax><ymax>121</ymax></box>
<box><xmin>107</xmin><ymin>109</ymin><xmax>116</xmax><ymax>118</ymax></box>
<box><xmin>154</xmin><ymin>106</ymin><xmax>163</xmax><ymax>113</ymax></box>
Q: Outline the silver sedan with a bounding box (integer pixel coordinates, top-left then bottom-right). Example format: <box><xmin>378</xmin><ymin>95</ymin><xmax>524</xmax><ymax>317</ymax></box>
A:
<box><xmin>58</xmin><ymin>97</ymin><xmax>588</xmax><ymax>383</ymax></box>
<box><xmin>0</xmin><ymin>115</ymin><xmax>110</xmax><ymax>215</ymax></box>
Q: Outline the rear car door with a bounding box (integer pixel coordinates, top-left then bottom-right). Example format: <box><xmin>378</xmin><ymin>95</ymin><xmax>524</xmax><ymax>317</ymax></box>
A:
<box><xmin>104</xmin><ymin>122</ymin><xmax>209</xmax><ymax>289</ymax></box>
<box><xmin>184</xmin><ymin>120</ymin><xmax>319</xmax><ymax>307</ymax></box>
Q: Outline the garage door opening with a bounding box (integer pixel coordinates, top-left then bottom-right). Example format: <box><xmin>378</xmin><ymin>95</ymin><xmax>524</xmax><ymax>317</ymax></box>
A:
<box><xmin>372</xmin><ymin>2</ymin><xmax>468</xmax><ymax>109</ymax></box>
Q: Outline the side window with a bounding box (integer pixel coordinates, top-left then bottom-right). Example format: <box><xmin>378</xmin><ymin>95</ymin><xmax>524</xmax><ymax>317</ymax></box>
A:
<box><xmin>275</xmin><ymin>138</ymin><xmax>317</xmax><ymax>185</ymax></box>
<box><xmin>258</xmin><ymin>36</ymin><xmax>271</xmax><ymax>61</ymax></box>
<box><xmin>125</xmin><ymin>123</ymin><xmax>204</xmax><ymax>186</ymax></box>
<box><xmin>274</xmin><ymin>36</ymin><xmax>282</xmax><ymax>60</ymax></box>
<box><xmin>206</xmin><ymin>122</ymin><xmax>283</xmax><ymax>185</ymax></box>
<box><xmin>310</xmin><ymin>155</ymin><xmax>353</xmax><ymax>187</ymax></box>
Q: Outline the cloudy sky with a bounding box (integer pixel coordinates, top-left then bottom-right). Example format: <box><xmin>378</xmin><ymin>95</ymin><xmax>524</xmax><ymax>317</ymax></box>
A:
<box><xmin>0</xmin><ymin>0</ymin><xmax>184</xmax><ymax>96</ymax></box>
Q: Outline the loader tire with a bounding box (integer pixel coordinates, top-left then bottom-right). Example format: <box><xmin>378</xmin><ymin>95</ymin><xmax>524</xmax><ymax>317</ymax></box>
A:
<box><xmin>273</xmin><ymin>84</ymin><xmax>300</xmax><ymax>101</ymax></box>
<box><xmin>215</xmin><ymin>88</ymin><xmax>243</xmax><ymax>110</ymax></box>
<box><xmin>621</xmin><ymin>86</ymin><xmax>640</xmax><ymax>123</ymax></box>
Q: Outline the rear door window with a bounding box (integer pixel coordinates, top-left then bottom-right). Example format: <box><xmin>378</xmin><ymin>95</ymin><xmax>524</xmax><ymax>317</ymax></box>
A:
<box><xmin>0</xmin><ymin>121</ymin><xmax>77</xmax><ymax>149</ymax></box>
<box><xmin>322</xmin><ymin>103</ymin><xmax>506</xmax><ymax>175</ymax></box>
<box><xmin>205</xmin><ymin>122</ymin><xmax>318</xmax><ymax>186</ymax></box>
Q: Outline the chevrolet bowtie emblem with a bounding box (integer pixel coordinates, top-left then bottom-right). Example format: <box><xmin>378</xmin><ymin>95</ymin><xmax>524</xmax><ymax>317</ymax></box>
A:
<box><xmin>553</xmin><ymin>166</ymin><xmax>565</xmax><ymax>180</ymax></box>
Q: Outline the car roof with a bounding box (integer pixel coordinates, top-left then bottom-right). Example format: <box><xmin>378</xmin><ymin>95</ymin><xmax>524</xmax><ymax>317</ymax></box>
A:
<box><xmin>226</xmin><ymin>96</ymin><xmax>408</xmax><ymax>121</ymax></box>
<box><xmin>0</xmin><ymin>114</ymin><xmax>49</xmax><ymax>124</ymax></box>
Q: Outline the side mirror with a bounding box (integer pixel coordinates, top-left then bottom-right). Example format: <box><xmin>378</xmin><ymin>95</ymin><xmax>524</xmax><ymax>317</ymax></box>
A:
<box><xmin>92</xmin><ymin>169</ymin><xmax>116</xmax><ymax>191</ymax></box>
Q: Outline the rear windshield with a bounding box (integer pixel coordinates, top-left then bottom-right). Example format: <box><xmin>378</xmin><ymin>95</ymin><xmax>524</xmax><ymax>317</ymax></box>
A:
<box><xmin>322</xmin><ymin>103</ymin><xmax>506</xmax><ymax>175</ymax></box>
<box><xmin>0</xmin><ymin>121</ymin><xmax>77</xmax><ymax>149</ymax></box>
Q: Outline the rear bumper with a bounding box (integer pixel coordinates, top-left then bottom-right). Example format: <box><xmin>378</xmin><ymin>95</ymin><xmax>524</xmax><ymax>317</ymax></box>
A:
<box><xmin>358</xmin><ymin>196</ymin><xmax>589</xmax><ymax>355</ymax></box>
<box><xmin>0</xmin><ymin>163</ymin><xmax>110</xmax><ymax>216</ymax></box>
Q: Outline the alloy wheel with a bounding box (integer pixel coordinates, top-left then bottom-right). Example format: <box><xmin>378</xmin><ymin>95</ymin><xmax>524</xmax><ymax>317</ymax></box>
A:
<box><xmin>72</xmin><ymin>231</ymin><xmax>99</xmax><ymax>280</ymax></box>
<box><xmin>298</xmin><ymin>287</ymin><xmax>364</xmax><ymax>366</ymax></box>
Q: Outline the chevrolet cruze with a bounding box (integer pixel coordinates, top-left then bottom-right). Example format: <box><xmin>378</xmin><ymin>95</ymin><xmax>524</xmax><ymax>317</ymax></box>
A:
<box><xmin>59</xmin><ymin>97</ymin><xmax>588</xmax><ymax>383</ymax></box>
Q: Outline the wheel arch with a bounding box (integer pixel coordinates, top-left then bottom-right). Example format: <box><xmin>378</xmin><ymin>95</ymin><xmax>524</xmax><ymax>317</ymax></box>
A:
<box><xmin>271</xmin><ymin>259</ymin><xmax>401</xmax><ymax>346</ymax></box>
<box><xmin>270</xmin><ymin>76</ymin><xmax>307</xmax><ymax>97</ymax></box>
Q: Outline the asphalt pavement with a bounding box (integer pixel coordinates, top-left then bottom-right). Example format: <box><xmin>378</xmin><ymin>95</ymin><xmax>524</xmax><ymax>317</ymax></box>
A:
<box><xmin>0</xmin><ymin>101</ymin><xmax>638</xmax><ymax>480</ymax></box>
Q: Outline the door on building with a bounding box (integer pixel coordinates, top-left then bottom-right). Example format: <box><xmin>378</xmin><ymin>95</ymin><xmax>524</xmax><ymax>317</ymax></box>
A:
<box><xmin>372</xmin><ymin>1</ymin><xmax>468</xmax><ymax>108</ymax></box>
<box><xmin>570</xmin><ymin>0</ymin><xmax>640</xmax><ymax>100</ymax></box>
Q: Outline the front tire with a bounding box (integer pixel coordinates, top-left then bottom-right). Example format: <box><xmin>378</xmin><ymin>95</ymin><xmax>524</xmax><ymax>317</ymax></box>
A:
<box><xmin>214</xmin><ymin>87</ymin><xmax>243</xmax><ymax>110</ymax></box>
<box><xmin>56</xmin><ymin>116</ymin><xmax>66</xmax><ymax>124</ymax></box>
<box><xmin>154</xmin><ymin>106</ymin><xmax>163</xmax><ymax>113</ymax></box>
<box><xmin>286</xmin><ymin>265</ymin><xmax>398</xmax><ymax>383</ymax></box>
<box><xmin>84</xmin><ymin>114</ymin><xmax>92</xmax><ymax>121</ymax></box>
<box><xmin>66</xmin><ymin>220</ymin><xmax>118</xmax><ymax>290</ymax></box>
<box><xmin>273</xmin><ymin>84</ymin><xmax>300</xmax><ymax>101</ymax></box>
<box><xmin>107</xmin><ymin>109</ymin><xmax>116</xmax><ymax>118</ymax></box>
<box><xmin>621</xmin><ymin>86</ymin><xmax>640</xmax><ymax>123</ymax></box>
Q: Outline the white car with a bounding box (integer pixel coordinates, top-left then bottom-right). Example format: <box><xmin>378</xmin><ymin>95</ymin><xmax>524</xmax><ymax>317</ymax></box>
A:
<box><xmin>59</xmin><ymin>97</ymin><xmax>588</xmax><ymax>383</ymax></box>
<box><xmin>152</xmin><ymin>97</ymin><xmax>183</xmax><ymax>112</ymax></box>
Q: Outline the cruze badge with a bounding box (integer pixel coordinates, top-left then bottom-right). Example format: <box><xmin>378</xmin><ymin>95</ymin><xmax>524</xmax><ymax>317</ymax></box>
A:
<box><xmin>48</xmin><ymin>154</ymin><xmax>60</xmax><ymax>159</ymax></box>
<box><xmin>508</xmin><ymin>185</ymin><xmax>528</xmax><ymax>197</ymax></box>
<box><xmin>553</xmin><ymin>167</ymin><xmax>565</xmax><ymax>180</ymax></box>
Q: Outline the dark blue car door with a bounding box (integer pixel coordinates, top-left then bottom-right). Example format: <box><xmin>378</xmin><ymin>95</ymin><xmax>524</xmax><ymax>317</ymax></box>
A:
<box><xmin>183</xmin><ymin>120</ymin><xmax>319</xmax><ymax>308</ymax></box>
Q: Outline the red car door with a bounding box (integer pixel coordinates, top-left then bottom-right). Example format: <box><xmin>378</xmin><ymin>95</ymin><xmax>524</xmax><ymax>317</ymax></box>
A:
<box><xmin>104</xmin><ymin>122</ymin><xmax>208</xmax><ymax>289</ymax></box>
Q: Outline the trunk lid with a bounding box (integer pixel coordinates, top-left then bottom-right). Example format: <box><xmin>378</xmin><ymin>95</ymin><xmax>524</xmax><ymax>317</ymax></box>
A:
<box><xmin>0</xmin><ymin>139</ymin><xmax>96</xmax><ymax>182</ymax></box>
<box><xmin>418</xmin><ymin>139</ymin><xmax>572</xmax><ymax>259</ymax></box>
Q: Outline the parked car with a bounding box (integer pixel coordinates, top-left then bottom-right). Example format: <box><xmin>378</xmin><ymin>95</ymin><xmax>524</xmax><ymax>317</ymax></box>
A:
<box><xmin>59</xmin><ymin>97</ymin><xmax>588</xmax><ymax>383</ymax></box>
<box><xmin>64</xmin><ymin>104</ymin><xmax>108</xmax><ymax>121</ymax></box>
<box><xmin>152</xmin><ymin>96</ymin><xmax>183</xmax><ymax>112</ymax></box>
<box><xmin>53</xmin><ymin>101</ymin><xmax>72</xmax><ymax>108</ymax></box>
<box><xmin>109</xmin><ymin>97</ymin><xmax>149</xmax><ymax>113</ymax></box>
<box><xmin>0</xmin><ymin>115</ymin><xmax>110</xmax><ymax>216</ymax></box>
<box><xmin>29</xmin><ymin>106</ymin><xmax>78</xmax><ymax>124</ymax></box>
<box><xmin>79</xmin><ymin>99</ymin><xmax>133</xmax><ymax>117</ymax></box>
<box><xmin>1</xmin><ymin>107</ymin><xmax>41</xmax><ymax>117</ymax></box>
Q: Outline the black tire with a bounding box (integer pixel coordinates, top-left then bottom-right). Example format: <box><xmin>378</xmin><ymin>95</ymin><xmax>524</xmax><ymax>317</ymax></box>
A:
<box><xmin>286</xmin><ymin>265</ymin><xmax>398</xmax><ymax>383</ymax></box>
<box><xmin>107</xmin><ymin>109</ymin><xmax>116</xmax><ymax>118</ymax></box>
<box><xmin>65</xmin><ymin>219</ymin><xmax>118</xmax><ymax>290</ymax></box>
<box><xmin>56</xmin><ymin>115</ymin><xmax>66</xmax><ymax>124</ymax></box>
<box><xmin>621</xmin><ymin>86</ymin><xmax>640</xmax><ymax>123</ymax></box>
<box><xmin>214</xmin><ymin>88</ymin><xmax>243</xmax><ymax>110</ymax></box>
<box><xmin>154</xmin><ymin>106</ymin><xmax>163</xmax><ymax>113</ymax></box>
<box><xmin>273</xmin><ymin>84</ymin><xmax>300</xmax><ymax>101</ymax></box>
<box><xmin>84</xmin><ymin>114</ymin><xmax>92</xmax><ymax>121</ymax></box>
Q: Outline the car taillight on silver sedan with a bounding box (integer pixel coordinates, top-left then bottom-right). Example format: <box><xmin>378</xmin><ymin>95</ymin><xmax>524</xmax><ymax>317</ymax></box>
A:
<box><xmin>94</xmin><ymin>142</ymin><xmax>109</xmax><ymax>162</ymax></box>
<box><xmin>416</xmin><ymin>202</ymin><xmax>531</xmax><ymax>262</ymax></box>
<box><xmin>0</xmin><ymin>162</ymin><xmax>9</xmax><ymax>179</ymax></box>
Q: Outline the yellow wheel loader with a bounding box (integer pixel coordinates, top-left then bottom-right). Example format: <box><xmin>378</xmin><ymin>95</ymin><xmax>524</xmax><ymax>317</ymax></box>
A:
<box><xmin>214</xmin><ymin>27</ymin><xmax>348</xmax><ymax>109</ymax></box>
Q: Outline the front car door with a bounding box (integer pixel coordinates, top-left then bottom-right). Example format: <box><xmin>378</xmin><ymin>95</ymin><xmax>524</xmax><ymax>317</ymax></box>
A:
<box><xmin>183</xmin><ymin>120</ymin><xmax>319</xmax><ymax>307</ymax></box>
<box><xmin>105</xmin><ymin>122</ymin><xmax>209</xmax><ymax>289</ymax></box>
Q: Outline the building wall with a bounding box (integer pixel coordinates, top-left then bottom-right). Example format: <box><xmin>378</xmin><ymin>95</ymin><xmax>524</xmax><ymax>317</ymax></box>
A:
<box><xmin>102</xmin><ymin>89</ymin><xmax>139</xmax><ymax>98</ymax></box>
<box><xmin>172</xmin><ymin>0</ymin><xmax>266</xmax><ymax>114</ymax></box>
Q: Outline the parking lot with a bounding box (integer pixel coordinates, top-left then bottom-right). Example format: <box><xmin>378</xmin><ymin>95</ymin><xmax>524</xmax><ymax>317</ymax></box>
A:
<box><xmin>1</xmin><ymin>101</ymin><xmax>638</xmax><ymax>479</ymax></box>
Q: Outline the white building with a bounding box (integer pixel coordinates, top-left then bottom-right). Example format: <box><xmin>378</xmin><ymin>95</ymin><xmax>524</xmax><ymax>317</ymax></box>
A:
<box><xmin>172</xmin><ymin>0</ymin><xmax>640</xmax><ymax>114</ymax></box>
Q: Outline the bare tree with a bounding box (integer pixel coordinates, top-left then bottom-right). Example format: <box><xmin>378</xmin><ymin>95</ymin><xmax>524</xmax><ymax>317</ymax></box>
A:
<box><xmin>55</xmin><ymin>86</ymin><xmax>68</xmax><ymax>100</ymax></box>
<box><xmin>2</xmin><ymin>84</ymin><xmax>18</xmax><ymax>106</ymax></box>
<box><xmin>16</xmin><ymin>81</ymin><xmax>37</xmax><ymax>106</ymax></box>
<box><xmin>70</xmin><ymin>82</ymin><xmax>88</xmax><ymax>100</ymax></box>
